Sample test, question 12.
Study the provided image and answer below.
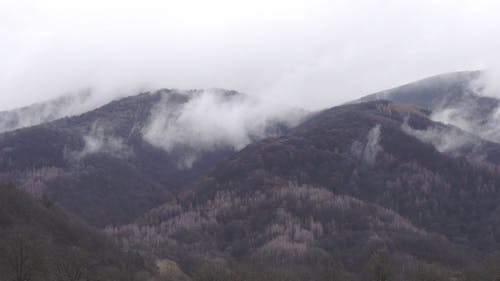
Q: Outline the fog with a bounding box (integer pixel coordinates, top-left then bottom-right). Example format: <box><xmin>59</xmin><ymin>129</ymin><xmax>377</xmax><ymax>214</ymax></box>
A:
<box><xmin>431</xmin><ymin>106</ymin><xmax>500</xmax><ymax>144</ymax></box>
<box><xmin>69</xmin><ymin>122</ymin><xmax>132</xmax><ymax>160</ymax></box>
<box><xmin>426</xmin><ymin>72</ymin><xmax>500</xmax><ymax>145</ymax></box>
<box><xmin>2</xmin><ymin>0</ymin><xmax>500</xmax><ymax>111</ymax></box>
<box><xmin>350</xmin><ymin>124</ymin><xmax>383</xmax><ymax>166</ymax></box>
<box><xmin>364</xmin><ymin>125</ymin><xmax>382</xmax><ymax>166</ymax></box>
<box><xmin>142</xmin><ymin>89</ymin><xmax>305</xmax><ymax>168</ymax></box>
<box><xmin>0</xmin><ymin>90</ymin><xmax>99</xmax><ymax>132</ymax></box>
<box><xmin>402</xmin><ymin>117</ymin><xmax>477</xmax><ymax>154</ymax></box>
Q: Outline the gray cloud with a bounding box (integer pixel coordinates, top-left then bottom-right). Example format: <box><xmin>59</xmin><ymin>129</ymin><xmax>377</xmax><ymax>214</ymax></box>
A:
<box><xmin>142</xmin><ymin>89</ymin><xmax>305</xmax><ymax>168</ymax></box>
<box><xmin>69</xmin><ymin>122</ymin><xmax>132</xmax><ymax>160</ymax></box>
<box><xmin>428</xmin><ymin>73</ymin><xmax>500</xmax><ymax>144</ymax></box>
<box><xmin>1</xmin><ymin>0</ymin><xmax>500</xmax><ymax>112</ymax></box>
<box><xmin>351</xmin><ymin>124</ymin><xmax>383</xmax><ymax>166</ymax></box>
<box><xmin>0</xmin><ymin>90</ymin><xmax>104</xmax><ymax>133</ymax></box>
<box><xmin>401</xmin><ymin>117</ymin><xmax>477</xmax><ymax>154</ymax></box>
<box><xmin>364</xmin><ymin>124</ymin><xmax>382</xmax><ymax>166</ymax></box>
<box><xmin>431</xmin><ymin>107</ymin><xmax>500</xmax><ymax>144</ymax></box>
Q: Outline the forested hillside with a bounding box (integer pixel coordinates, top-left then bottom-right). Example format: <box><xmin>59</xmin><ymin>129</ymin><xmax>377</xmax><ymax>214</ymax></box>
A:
<box><xmin>0</xmin><ymin>183</ymin><xmax>157</xmax><ymax>280</ymax></box>
<box><xmin>108</xmin><ymin>100</ymin><xmax>500</xmax><ymax>280</ymax></box>
<box><xmin>0</xmin><ymin>89</ymin><xmax>300</xmax><ymax>226</ymax></box>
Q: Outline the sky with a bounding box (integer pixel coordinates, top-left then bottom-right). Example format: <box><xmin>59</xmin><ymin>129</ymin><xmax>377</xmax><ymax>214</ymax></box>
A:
<box><xmin>1</xmin><ymin>0</ymin><xmax>500</xmax><ymax>111</ymax></box>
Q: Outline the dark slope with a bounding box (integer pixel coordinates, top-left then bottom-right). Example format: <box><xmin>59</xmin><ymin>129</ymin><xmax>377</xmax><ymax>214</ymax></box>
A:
<box><xmin>0</xmin><ymin>183</ymin><xmax>153</xmax><ymax>280</ymax></box>
<box><xmin>218</xmin><ymin>101</ymin><xmax>500</xmax><ymax>247</ymax></box>
<box><xmin>110</xmin><ymin>100</ymin><xmax>500</xmax><ymax>278</ymax></box>
<box><xmin>201</xmin><ymin>101</ymin><xmax>500</xmax><ymax>245</ymax></box>
<box><xmin>0</xmin><ymin>90</ymin><xmax>253</xmax><ymax>226</ymax></box>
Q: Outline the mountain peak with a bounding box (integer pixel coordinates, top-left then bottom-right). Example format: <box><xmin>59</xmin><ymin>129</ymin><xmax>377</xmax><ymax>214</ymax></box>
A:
<box><xmin>358</xmin><ymin>70</ymin><xmax>483</xmax><ymax>109</ymax></box>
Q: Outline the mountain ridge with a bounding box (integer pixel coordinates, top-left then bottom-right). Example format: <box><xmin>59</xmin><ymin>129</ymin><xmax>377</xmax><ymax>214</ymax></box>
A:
<box><xmin>108</xmin><ymin>99</ymin><xmax>500</xmax><ymax>279</ymax></box>
<box><xmin>0</xmin><ymin>88</ymin><xmax>301</xmax><ymax>226</ymax></box>
<box><xmin>3</xmin><ymin>72</ymin><xmax>500</xmax><ymax>279</ymax></box>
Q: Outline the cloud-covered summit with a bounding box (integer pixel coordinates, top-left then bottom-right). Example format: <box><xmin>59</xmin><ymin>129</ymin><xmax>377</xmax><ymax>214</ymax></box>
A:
<box><xmin>0</xmin><ymin>90</ymin><xmax>102</xmax><ymax>133</ymax></box>
<box><xmin>142</xmin><ymin>89</ymin><xmax>306</xmax><ymax>168</ymax></box>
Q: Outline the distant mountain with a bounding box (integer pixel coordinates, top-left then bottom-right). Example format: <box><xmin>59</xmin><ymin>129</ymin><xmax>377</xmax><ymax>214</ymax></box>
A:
<box><xmin>0</xmin><ymin>183</ymin><xmax>154</xmax><ymax>280</ymax></box>
<box><xmin>0</xmin><ymin>89</ymin><xmax>303</xmax><ymax>226</ymax></box>
<box><xmin>0</xmin><ymin>91</ymin><xmax>102</xmax><ymax>133</ymax></box>
<box><xmin>356</xmin><ymin>71</ymin><xmax>486</xmax><ymax>108</ymax></box>
<box><xmin>358</xmin><ymin>70</ymin><xmax>500</xmax><ymax>144</ymax></box>
<box><xmin>108</xmin><ymin>100</ymin><xmax>500</xmax><ymax>279</ymax></box>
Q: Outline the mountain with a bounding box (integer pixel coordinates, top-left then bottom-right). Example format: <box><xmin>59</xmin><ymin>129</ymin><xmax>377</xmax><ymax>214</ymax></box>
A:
<box><xmin>0</xmin><ymin>91</ymin><xmax>101</xmax><ymax>133</ymax></box>
<box><xmin>0</xmin><ymin>183</ymin><xmax>155</xmax><ymax>281</ymax></box>
<box><xmin>358</xmin><ymin>70</ymin><xmax>500</xmax><ymax>144</ymax></box>
<box><xmin>4</xmin><ymin>71</ymin><xmax>500</xmax><ymax>280</ymax></box>
<box><xmin>357</xmin><ymin>71</ymin><xmax>484</xmax><ymax>109</ymax></box>
<box><xmin>0</xmin><ymin>89</ymin><xmax>301</xmax><ymax>226</ymax></box>
<box><xmin>108</xmin><ymin>99</ymin><xmax>500</xmax><ymax>279</ymax></box>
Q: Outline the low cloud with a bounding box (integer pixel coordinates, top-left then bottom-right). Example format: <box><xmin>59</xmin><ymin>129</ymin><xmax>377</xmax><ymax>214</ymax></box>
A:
<box><xmin>429</xmin><ymin>72</ymin><xmax>500</xmax><ymax>144</ymax></box>
<box><xmin>0</xmin><ymin>90</ymin><xmax>108</xmax><ymax>133</ymax></box>
<box><xmin>364</xmin><ymin>124</ymin><xmax>382</xmax><ymax>166</ymax></box>
<box><xmin>142</xmin><ymin>89</ymin><xmax>306</xmax><ymax>168</ymax></box>
<box><xmin>351</xmin><ymin>124</ymin><xmax>383</xmax><ymax>166</ymax></box>
<box><xmin>431</xmin><ymin>104</ymin><xmax>500</xmax><ymax>145</ymax></box>
<box><xmin>70</xmin><ymin>122</ymin><xmax>132</xmax><ymax>160</ymax></box>
<box><xmin>470</xmin><ymin>69</ymin><xmax>500</xmax><ymax>100</ymax></box>
<box><xmin>401</xmin><ymin>117</ymin><xmax>477</xmax><ymax>154</ymax></box>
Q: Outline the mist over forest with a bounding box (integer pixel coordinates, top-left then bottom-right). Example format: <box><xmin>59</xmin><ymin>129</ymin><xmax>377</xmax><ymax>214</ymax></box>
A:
<box><xmin>3</xmin><ymin>1</ymin><xmax>500</xmax><ymax>280</ymax></box>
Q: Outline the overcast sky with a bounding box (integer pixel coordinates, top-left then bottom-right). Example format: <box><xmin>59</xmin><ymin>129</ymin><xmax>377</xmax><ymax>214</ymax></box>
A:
<box><xmin>1</xmin><ymin>0</ymin><xmax>500</xmax><ymax>111</ymax></box>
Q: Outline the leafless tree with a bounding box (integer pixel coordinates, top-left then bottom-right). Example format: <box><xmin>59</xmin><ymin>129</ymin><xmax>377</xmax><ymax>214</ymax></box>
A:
<box><xmin>52</xmin><ymin>247</ymin><xmax>90</xmax><ymax>281</ymax></box>
<box><xmin>0</xmin><ymin>227</ymin><xmax>47</xmax><ymax>281</ymax></box>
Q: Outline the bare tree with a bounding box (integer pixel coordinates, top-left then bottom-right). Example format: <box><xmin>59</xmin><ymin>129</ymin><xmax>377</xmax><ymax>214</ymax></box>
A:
<box><xmin>0</xmin><ymin>227</ymin><xmax>47</xmax><ymax>281</ymax></box>
<box><xmin>52</xmin><ymin>247</ymin><xmax>90</xmax><ymax>281</ymax></box>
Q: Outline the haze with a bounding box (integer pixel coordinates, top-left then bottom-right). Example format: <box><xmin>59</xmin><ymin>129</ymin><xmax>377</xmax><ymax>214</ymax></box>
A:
<box><xmin>1</xmin><ymin>0</ymin><xmax>500</xmax><ymax>111</ymax></box>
